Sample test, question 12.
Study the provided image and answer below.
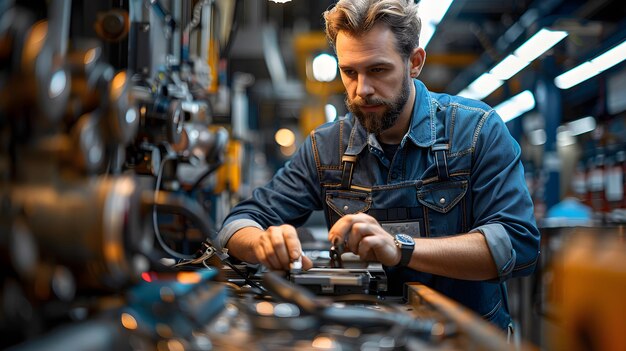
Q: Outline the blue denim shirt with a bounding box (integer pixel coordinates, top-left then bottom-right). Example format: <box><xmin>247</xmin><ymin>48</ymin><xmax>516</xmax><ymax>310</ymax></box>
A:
<box><xmin>218</xmin><ymin>79</ymin><xmax>540</xmax><ymax>329</ymax></box>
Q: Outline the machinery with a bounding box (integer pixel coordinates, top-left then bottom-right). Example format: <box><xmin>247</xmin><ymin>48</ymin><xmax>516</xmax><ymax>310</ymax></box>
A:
<box><xmin>0</xmin><ymin>0</ymin><xmax>225</xmax><ymax>347</ymax></box>
<box><xmin>1</xmin><ymin>1</ymin><xmax>530</xmax><ymax>350</ymax></box>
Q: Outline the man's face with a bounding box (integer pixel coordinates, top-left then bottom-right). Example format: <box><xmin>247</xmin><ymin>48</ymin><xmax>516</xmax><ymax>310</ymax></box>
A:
<box><xmin>336</xmin><ymin>24</ymin><xmax>413</xmax><ymax>135</ymax></box>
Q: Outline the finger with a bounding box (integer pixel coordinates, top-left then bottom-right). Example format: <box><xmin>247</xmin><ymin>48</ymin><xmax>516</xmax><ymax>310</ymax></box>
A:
<box><xmin>352</xmin><ymin>212</ymin><xmax>379</xmax><ymax>224</ymax></box>
<box><xmin>301</xmin><ymin>255</ymin><xmax>314</xmax><ymax>270</ymax></box>
<box><xmin>358</xmin><ymin>234</ymin><xmax>398</xmax><ymax>266</ymax></box>
<box><xmin>254</xmin><ymin>241</ymin><xmax>272</xmax><ymax>268</ymax></box>
<box><xmin>357</xmin><ymin>235</ymin><xmax>375</xmax><ymax>261</ymax></box>
<box><xmin>328</xmin><ymin>214</ymin><xmax>354</xmax><ymax>246</ymax></box>
<box><xmin>260</xmin><ymin>230</ymin><xmax>281</xmax><ymax>269</ymax></box>
<box><xmin>347</xmin><ymin>222</ymin><xmax>371</xmax><ymax>255</ymax></box>
<box><xmin>282</xmin><ymin>225</ymin><xmax>303</xmax><ymax>262</ymax></box>
<box><xmin>269</xmin><ymin>227</ymin><xmax>291</xmax><ymax>267</ymax></box>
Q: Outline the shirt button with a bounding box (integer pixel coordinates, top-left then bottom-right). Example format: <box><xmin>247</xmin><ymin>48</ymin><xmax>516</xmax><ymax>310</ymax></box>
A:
<box><xmin>391</xmin><ymin>173</ymin><xmax>398</xmax><ymax>179</ymax></box>
<box><xmin>439</xmin><ymin>197</ymin><xmax>446</xmax><ymax>204</ymax></box>
<box><xmin>343</xmin><ymin>205</ymin><xmax>349</xmax><ymax>211</ymax></box>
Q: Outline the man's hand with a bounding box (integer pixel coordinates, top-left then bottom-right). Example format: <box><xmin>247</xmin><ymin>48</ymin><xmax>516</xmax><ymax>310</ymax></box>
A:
<box><xmin>328</xmin><ymin>213</ymin><xmax>401</xmax><ymax>267</ymax></box>
<box><xmin>228</xmin><ymin>225</ymin><xmax>313</xmax><ymax>271</ymax></box>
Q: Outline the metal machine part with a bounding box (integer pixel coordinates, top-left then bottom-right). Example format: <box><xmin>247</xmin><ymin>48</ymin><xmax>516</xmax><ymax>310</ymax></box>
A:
<box><xmin>3</xmin><ymin>175</ymin><xmax>149</xmax><ymax>291</ymax></box>
<box><xmin>329</xmin><ymin>237</ymin><xmax>345</xmax><ymax>268</ymax></box>
<box><xmin>196</xmin><ymin>271</ymin><xmax>525</xmax><ymax>351</ymax></box>
<box><xmin>290</xmin><ymin>266</ymin><xmax>388</xmax><ymax>296</ymax></box>
<box><xmin>136</xmin><ymin>92</ymin><xmax>184</xmax><ymax>146</ymax></box>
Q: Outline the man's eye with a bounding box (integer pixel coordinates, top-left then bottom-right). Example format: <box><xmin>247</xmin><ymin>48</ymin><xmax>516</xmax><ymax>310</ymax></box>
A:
<box><xmin>342</xmin><ymin>69</ymin><xmax>356</xmax><ymax>76</ymax></box>
<box><xmin>371</xmin><ymin>67</ymin><xmax>386</xmax><ymax>73</ymax></box>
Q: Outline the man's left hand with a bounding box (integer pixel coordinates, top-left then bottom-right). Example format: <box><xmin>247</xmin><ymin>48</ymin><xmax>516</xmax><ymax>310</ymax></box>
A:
<box><xmin>328</xmin><ymin>213</ymin><xmax>401</xmax><ymax>266</ymax></box>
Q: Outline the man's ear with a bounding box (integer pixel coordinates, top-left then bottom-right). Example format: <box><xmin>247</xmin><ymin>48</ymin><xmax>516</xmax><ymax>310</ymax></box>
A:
<box><xmin>409</xmin><ymin>47</ymin><xmax>426</xmax><ymax>78</ymax></box>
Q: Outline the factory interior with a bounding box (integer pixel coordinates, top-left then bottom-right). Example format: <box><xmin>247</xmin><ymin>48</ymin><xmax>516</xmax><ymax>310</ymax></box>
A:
<box><xmin>1</xmin><ymin>0</ymin><xmax>626</xmax><ymax>350</ymax></box>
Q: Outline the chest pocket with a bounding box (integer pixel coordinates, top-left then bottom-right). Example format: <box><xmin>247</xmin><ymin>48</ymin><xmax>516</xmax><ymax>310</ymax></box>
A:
<box><xmin>325</xmin><ymin>190</ymin><xmax>372</xmax><ymax>226</ymax></box>
<box><xmin>417</xmin><ymin>179</ymin><xmax>469</xmax><ymax>236</ymax></box>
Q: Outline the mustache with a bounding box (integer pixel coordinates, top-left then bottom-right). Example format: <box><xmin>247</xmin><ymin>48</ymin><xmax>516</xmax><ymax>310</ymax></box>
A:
<box><xmin>350</xmin><ymin>96</ymin><xmax>391</xmax><ymax>107</ymax></box>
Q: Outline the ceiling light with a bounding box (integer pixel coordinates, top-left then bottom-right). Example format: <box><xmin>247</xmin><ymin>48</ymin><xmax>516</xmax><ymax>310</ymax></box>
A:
<box><xmin>556</xmin><ymin>116</ymin><xmax>596</xmax><ymax>148</ymax></box>
<box><xmin>457</xmin><ymin>73</ymin><xmax>503</xmax><ymax>100</ymax></box>
<box><xmin>514</xmin><ymin>28</ymin><xmax>568</xmax><ymax>62</ymax></box>
<box><xmin>554</xmin><ymin>62</ymin><xmax>601</xmax><ymax>89</ymax></box>
<box><xmin>591</xmin><ymin>40</ymin><xmax>626</xmax><ymax>71</ymax></box>
<box><xmin>555</xmin><ymin>40</ymin><xmax>626</xmax><ymax>89</ymax></box>
<box><xmin>528</xmin><ymin>129</ymin><xmax>547</xmax><ymax>146</ymax></box>
<box><xmin>311</xmin><ymin>53</ymin><xmax>337</xmax><ymax>82</ymax></box>
<box><xmin>325</xmin><ymin>104</ymin><xmax>337</xmax><ymax>123</ymax></box>
<box><xmin>494</xmin><ymin>90</ymin><xmax>536</xmax><ymax>122</ymax></box>
<box><xmin>566</xmin><ymin>116</ymin><xmax>596</xmax><ymax>136</ymax></box>
<box><xmin>459</xmin><ymin>28</ymin><xmax>568</xmax><ymax>99</ymax></box>
<box><xmin>489</xmin><ymin>54</ymin><xmax>530</xmax><ymax>80</ymax></box>
<box><xmin>269</xmin><ymin>0</ymin><xmax>291</xmax><ymax>3</ymax></box>
<box><xmin>275</xmin><ymin>128</ymin><xmax>295</xmax><ymax>147</ymax></box>
<box><xmin>420</xmin><ymin>23</ymin><xmax>436</xmax><ymax>48</ymax></box>
<box><xmin>418</xmin><ymin>0</ymin><xmax>454</xmax><ymax>48</ymax></box>
<box><xmin>556</xmin><ymin>126</ymin><xmax>576</xmax><ymax>147</ymax></box>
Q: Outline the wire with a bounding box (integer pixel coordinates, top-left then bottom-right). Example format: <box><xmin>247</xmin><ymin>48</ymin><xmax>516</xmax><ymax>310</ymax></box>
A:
<box><xmin>187</xmin><ymin>161</ymin><xmax>222</xmax><ymax>194</ymax></box>
<box><xmin>153</xmin><ymin>153</ymin><xmax>196</xmax><ymax>260</ymax></box>
<box><xmin>221</xmin><ymin>259</ymin><xmax>267</xmax><ymax>294</ymax></box>
<box><xmin>185</xmin><ymin>0</ymin><xmax>212</xmax><ymax>34</ymax></box>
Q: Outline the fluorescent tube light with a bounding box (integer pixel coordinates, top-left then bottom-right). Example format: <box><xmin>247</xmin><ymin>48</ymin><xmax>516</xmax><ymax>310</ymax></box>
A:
<box><xmin>567</xmin><ymin>116</ymin><xmax>596</xmax><ymax>136</ymax></box>
<box><xmin>494</xmin><ymin>90</ymin><xmax>536</xmax><ymax>122</ymax></box>
<box><xmin>592</xmin><ymin>40</ymin><xmax>626</xmax><ymax>71</ymax></box>
<box><xmin>556</xmin><ymin>126</ymin><xmax>576</xmax><ymax>147</ymax></box>
<box><xmin>460</xmin><ymin>28</ymin><xmax>568</xmax><ymax>99</ymax></box>
<box><xmin>528</xmin><ymin>129</ymin><xmax>547</xmax><ymax>146</ymax></box>
<box><xmin>457</xmin><ymin>73</ymin><xmax>503</xmax><ymax>100</ymax></box>
<box><xmin>555</xmin><ymin>39</ymin><xmax>626</xmax><ymax>89</ymax></box>
<box><xmin>419</xmin><ymin>0</ymin><xmax>454</xmax><ymax>48</ymax></box>
<box><xmin>514</xmin><ymin>28</ymin><xmax>568</xmax><ymax>62</ymax></box>
<box><xmin>554</xmin><ymin>62</ymin><xmax>601</xmax><ymax>89</ymax></box>
<box><xmin>421</xmin><ymin>0</ymin><xmax>454</xmax><ymax>23</ymax></box>
<box><xmin>490</xmin><ymin>54</ymin><xmax>530</xmax><ymax>80</ymax></box>
<box><xmin>420</xmin><ymin>23</ymin><xmax>437</xmax><ymax>48</ymax></box>
<box><xmin>556</xmin><ymin>116</ymin><xmax>596</xmax><ymax>147</ymax></box>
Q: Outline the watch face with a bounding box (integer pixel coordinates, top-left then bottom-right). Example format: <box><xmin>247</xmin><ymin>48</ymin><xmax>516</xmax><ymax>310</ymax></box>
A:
<box><xmin>395</xmin><ymin>233</ymin><xmax>414</xmax><ymax>245</ymax></box>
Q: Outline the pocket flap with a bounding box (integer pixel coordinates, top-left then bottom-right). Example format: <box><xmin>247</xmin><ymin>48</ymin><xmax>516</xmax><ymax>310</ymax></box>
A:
<box><xmin>325</xmin><ymin>190</ymin><xmax>371</xmax><ymax>216</ymax></box>
<box><xmin>417</xmin><ymin>180</ymin><xmax>468</xmax><ymax>213</ymax></box>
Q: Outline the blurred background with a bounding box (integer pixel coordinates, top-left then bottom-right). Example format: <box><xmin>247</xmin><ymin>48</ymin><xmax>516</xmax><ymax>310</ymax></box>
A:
<box><xmin>1</xmin><ymin>0</ymin><xmax>626</xmax><ymax>350</ymax></box>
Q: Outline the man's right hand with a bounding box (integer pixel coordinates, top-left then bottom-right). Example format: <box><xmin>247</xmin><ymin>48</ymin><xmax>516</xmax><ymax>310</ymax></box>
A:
<box><xmin>227</xmin><ymin>225</ymin><xmax>313</xmax><ymax>271</ymax></box>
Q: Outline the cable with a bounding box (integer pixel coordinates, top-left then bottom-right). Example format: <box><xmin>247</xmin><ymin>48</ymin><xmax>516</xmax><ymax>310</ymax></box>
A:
<box><xmin>153</xmin><ymin>153</ymin><xmax>196</xmax><ymax>260</ymax></box>
<box><xmin>187</xmin><ymin>161</ymin><xmax>222</xmax><ymax>194</ymax></box>
<box><xmin>221</xmin><ymin>259</ymin><xmax>267</xmax><ymax>294</ymax></box>
<box><xmin>185</xmin><ymin>0</ymin><xmax>212</xmax><ymax>34</ymax></box>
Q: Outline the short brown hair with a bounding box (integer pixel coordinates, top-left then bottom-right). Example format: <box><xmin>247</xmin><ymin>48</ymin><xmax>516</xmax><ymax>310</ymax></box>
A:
<box><xmin>323</xmin><ymin>0</ymin><xmax>421</xmax><ymax>59</ymax></box>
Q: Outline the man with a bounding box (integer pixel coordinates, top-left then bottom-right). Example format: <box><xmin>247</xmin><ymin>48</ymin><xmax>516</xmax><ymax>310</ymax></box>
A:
<box><xmin>217</xmin><ymin>0</ymin><xmax>540</xmax><ymax>330</ymax></box>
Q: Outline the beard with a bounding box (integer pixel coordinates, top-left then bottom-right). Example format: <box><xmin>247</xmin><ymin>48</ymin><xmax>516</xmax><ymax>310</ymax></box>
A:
<box><xmin>345</xmin><ymin>72</ymin><xmax>411</xmax><ymax>134</ymax></box>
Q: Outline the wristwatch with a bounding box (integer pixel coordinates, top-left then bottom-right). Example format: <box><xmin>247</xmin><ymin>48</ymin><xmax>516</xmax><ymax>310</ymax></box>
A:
<box><xmin>394</xmin><ymin>233</ymin><xmax>415</xmax><ymax>267</ymax></box>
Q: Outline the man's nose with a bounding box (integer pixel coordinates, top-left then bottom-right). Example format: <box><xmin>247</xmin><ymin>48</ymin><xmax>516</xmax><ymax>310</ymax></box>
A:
<box><xmin>356</xmin><ymin>75</ymin><xmax>374</xmax><ymax>98</ymax></box>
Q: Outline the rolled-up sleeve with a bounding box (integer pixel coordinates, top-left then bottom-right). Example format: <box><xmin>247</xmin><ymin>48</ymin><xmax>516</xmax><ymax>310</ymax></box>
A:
<box><xmin>472</xmin><ymin>223</ymin><xmax>517</xmax><ymax>280</ymax></box>
<box><xmin>471</xmin><ymin>110</ymin><xmax>540</xmax><ymax>281</ymax></box>
<box><xmin>217</xmin><ymin>219</ymin><xmax>264</xmax><ymax>250</ymax></box>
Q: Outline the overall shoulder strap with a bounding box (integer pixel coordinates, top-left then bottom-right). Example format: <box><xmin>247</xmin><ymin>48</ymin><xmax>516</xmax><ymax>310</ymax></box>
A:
<box><xmin>431</xmin><ymin>143</ymin><xmax>450</xmax><ymax>181</ymax></box>
<box><xmin>341</xmin><ymin>154</ymin><xmax>357</xmax><ymax>190</ymax></box>
<box><xmin>430</xmin><ymin>105</ymin><xmax>452</xmax><ymax>181</ymax></box>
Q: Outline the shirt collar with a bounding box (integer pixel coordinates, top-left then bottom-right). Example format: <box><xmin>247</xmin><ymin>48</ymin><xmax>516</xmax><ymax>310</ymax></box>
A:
<box><xmin>344</xmin><ymin>79</ymin><xmax>436</xmax><ymax>156</ymax></box>
<box><xmin>406</xmin><ymin>79</ymin><xmax>437</xmax><ymax>147</ymax></box>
